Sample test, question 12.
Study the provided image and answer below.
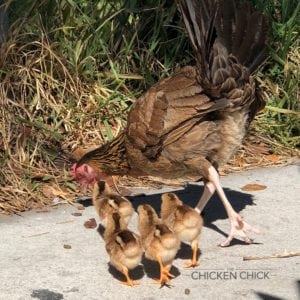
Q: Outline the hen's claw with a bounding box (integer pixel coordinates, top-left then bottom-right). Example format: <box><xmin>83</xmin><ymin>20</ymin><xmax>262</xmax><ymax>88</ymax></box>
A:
<box><xmin>219</xmin><ymin>214</ymin><xmax>259</xmax><ymax>247</ymax></box>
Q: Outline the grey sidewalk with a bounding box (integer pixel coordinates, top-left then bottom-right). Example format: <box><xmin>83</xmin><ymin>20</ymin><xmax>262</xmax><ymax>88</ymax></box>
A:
<box><xmin>0</xmin><ymin>164</ymin><xmax>299</xmax><ymax>300</ymax></box>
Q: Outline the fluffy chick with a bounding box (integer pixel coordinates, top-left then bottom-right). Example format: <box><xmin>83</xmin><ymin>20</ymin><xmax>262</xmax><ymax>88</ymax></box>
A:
<box><xmin>137</xmin><ymin>204</ymin><xmax>180</xmax><ymax>286</ymax></box>
<box><xmin>104</xmin><ymin>212</ymin><xmax>143</xmax><ymax>287</ymax></box>
<box><xmin>92</xmin><ymin>180</ymin><xmax>134</xmax><ymax>225</ymax></box>
<box><xmin>161</xmin><ymin>193</ymin><xmax>203</xmax><ymax>268</ymax></box>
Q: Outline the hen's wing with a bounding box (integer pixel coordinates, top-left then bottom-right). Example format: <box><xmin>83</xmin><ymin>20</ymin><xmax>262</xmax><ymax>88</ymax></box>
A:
<box><xmin>126</xmin><ymin>66</ymin><xmax>229</xmax><ymax>160</ymax></box>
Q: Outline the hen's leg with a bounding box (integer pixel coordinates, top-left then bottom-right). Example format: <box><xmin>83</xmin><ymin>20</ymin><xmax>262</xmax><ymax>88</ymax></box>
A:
<box><xmin>195</xmin><ymin>181</ymin><xmax>216</xmax><ymax>213</ymax></box>
<box><xmin>207</xmin><ymin>166</ymin><xmax>259</xmax><ymax>246</ymax></box>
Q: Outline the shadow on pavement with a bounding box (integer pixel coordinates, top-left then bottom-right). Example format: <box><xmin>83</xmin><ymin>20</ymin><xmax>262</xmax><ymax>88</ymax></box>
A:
<box><xmin>175</xmin><ymin>242</ymin><xmax>202</xmax><ymax>261</ymax></box>
<box><xmin>88</xmin><ymin>183</ymin><xmax>258</xmax><ymax>249</ymax></box>
<box><xmin>141</xmin><ymin>255</ymin><xmax>181</xmax><ymax>284</ymax></box>
<box><xmin>128</xmin><ymin>183</ymin><xmax>256</xmax><ymax>224</ymax></box>
<box><xmin>77</xmin><ymin>183</ymin><xmax>256</xmax><ymax>226</ymax></box>
<box><xmin>128</xmin><ymin>183</ymin><xmax>258</xmax><ymax>247</ymax></box>
<box><xmin>255</xmin><ymin>291</ymin><xmax>287</xmax><ymax>300</ymax></box>
<box><xmin>107</xmin><ymin>263</ymin><xmax>145</xmax><ymax>283</ymax></box>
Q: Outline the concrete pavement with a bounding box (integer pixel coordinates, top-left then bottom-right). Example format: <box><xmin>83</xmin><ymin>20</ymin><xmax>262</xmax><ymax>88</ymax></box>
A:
<box><xmin>0</xmin><ymin>164</ymin><xmax>299</xmax><ymax>300</ymax></box>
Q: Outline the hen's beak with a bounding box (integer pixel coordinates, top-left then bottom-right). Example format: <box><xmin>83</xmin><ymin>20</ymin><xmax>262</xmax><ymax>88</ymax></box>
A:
<box><xmin>69</xmin><ymin>163</ymin><xmax>77</xmax><ymax>178</ymax></box>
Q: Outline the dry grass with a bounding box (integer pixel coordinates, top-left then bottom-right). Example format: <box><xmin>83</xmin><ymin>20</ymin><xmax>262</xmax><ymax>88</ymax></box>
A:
<box><xmin>0</xmin><ymin>0</ymin><xmax>299</xmax><ymax>214</ymax></box>
<box><xmin>0</xmin><ymin>37</ymin><xmax>131</xmax><ymax>214</ymax></box>
<box><xmin>0</xmin><ymin>45</ymin><xmax>297</xmax><ymax>214</ymax></box>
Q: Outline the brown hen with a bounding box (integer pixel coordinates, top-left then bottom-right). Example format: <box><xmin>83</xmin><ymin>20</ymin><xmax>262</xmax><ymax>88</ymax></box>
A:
<box><xmin>72</xmin><ymin>0</ymin><xmax>268</xmax><ymax>246</ymax></box>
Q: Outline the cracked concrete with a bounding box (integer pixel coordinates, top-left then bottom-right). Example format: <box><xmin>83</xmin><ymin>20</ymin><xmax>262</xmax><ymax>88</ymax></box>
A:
<box><xmin>0</xmin><ymin>164</ymin><xmax>299</xmax><ymax>300</ymax></box>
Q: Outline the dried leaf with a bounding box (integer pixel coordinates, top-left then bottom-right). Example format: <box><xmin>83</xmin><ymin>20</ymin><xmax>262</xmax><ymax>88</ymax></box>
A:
<box><xmin>31</xmin><ymin>173</ymin><xmax>47</xmax><ymax>180</ymax></box>
<box><xmin>241</xmin><ymin>184</ymin><xmax>267</xmax><ymax>191</ymax></box>
<box><xmin>42</xmin><ymin>186</ymin><xmax>71</xmax><ymax>200</ymax></box>
<box><xmin>266</xmin><ymin>154</ymin><xmax>280</xmax><ymax>162</ymax></box>
<box><xmin>84</xmin><ymin>218</ymin><xmax>97</xmax><ymax>229</ymax></box>
<box><xmin>246</xmin><ymin>144</ymin><xmax>270</xmax><ymax>155</ymax></box>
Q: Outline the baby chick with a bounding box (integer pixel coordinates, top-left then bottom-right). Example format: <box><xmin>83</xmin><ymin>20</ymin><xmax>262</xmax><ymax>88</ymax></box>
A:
<box><xmin>161</xmin><ymin>193</ymin><xmax>203</xmax><ymax>268</ymax></box>
<box><xmin>104</xmin><ymin>212</ymin><xmax>143</xmax><ymax>287</ymax></box>
<box><xmin>137</xmin><ymin>204</ymin><xmax>180</xmax><ymax>286</ymax></box>
<box><xmin>92</xmin><ymin>180</ymin><xmax>134</xmax><ymax>225</ymax></box>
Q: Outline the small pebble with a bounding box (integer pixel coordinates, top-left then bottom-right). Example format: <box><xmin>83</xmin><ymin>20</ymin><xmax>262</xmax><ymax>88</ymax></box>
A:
<box><xmin>71</xmin><ymin>212</ymin><xmax>82</xmax><ymax>217</ymax></box>
<box><xmin>84</xmin><ymin>218</ymin><xmax>97</xmax><ymax>229</ymax></box>
<box><xmin>184</xmin><ymin>288</ymin><xmax>190</xmax><ymax>295</ymax></box>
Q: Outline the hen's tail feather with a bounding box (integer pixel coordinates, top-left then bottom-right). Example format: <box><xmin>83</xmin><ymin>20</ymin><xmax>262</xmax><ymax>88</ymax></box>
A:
<box><xmin>177</xmin><ymin>0</ymin><xmax>268</xmax><ymax>93</ymax></box>
<box><xmin>232</xmin><ymin>2</ymin><xmax>249</xmax><ymax>55</ymax></box>
<box><xmin>236</xmin><ymin>11</ymin><xmax>268</xmax><ymax>71</ymax></box>
<box><xmin>215</xmin><ymin>0</ymin><xmax>237</xmax><ymax>52</ymax></box>
<box><xmin>177</xmin><ymin>0</ymin><xmax>217</xmax><ymax>84</ymax></box>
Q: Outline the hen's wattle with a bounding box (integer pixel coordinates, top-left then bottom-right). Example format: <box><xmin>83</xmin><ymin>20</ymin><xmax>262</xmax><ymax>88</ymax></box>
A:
<box><xmin>70</xmin><ymin>163</ymin><xmax>99</xmax><ymax>186</ymax></box>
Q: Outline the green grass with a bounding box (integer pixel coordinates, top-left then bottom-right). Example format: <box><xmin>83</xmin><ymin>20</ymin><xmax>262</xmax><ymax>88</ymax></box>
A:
<box><xmin>251</xmin><ymin>0</ymin><xmax>300</xmax><ymax>147</ymax></box>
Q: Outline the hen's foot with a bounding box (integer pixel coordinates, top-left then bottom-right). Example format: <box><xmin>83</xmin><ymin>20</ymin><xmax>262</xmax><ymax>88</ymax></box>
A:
<box><xmin>220</xmin><ymin>213</ymin><xmax>260</xmax><ymax>247</ymax></box>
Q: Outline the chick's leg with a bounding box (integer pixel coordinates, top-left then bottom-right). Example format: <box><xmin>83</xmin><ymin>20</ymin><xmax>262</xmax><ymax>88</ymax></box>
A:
<box><xmin>120</xmin><ymin>266</ymin><xmax>139</xmax><ymax>287</ymax></box>
<box><xmin>207</xmin><ymin>166</ymin><xmax>259</xmax><ymax>247</ymax></box>
<box><xmin>163</xmin><ymin>263</ymin><xmax>175</xmax><ymax>279</ymax></box>
<box><xmin>184</xmin><ymin>239</ymin><xmax>199</xmax><ymax>268</ymax></box>
<box><xmin>152</xmin><ymin>255</ymin><xmax>171</xmax><ymax>286</ymax></box>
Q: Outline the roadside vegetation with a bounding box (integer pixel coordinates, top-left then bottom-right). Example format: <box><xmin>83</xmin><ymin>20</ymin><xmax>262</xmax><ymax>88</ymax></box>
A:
<box><xmin>0</xmin><ymin>0</ymin><xmax>299</xmax><ymax>213</ymax></box>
